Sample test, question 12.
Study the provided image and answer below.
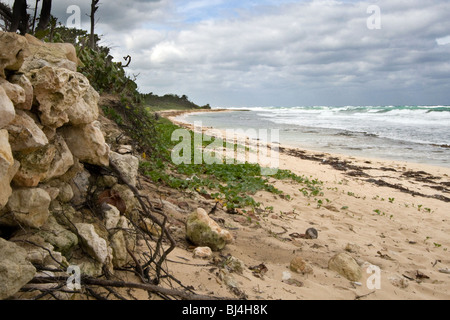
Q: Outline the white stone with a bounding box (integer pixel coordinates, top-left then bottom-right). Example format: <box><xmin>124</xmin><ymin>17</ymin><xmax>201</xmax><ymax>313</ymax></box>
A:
<box><xmin>75</xmin><ymin>223</ymin><xmax>110</xmax><ymax>264</ymax></box>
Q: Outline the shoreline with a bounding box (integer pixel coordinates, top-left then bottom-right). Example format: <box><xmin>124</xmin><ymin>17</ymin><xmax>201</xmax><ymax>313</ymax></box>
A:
<box><xmin>160</xmin><ymin>108</ymin><xmax>450</xmax><ymax>300</ymax></box>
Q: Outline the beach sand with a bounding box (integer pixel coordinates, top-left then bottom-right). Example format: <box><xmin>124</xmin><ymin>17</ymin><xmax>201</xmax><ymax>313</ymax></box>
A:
<box><xmin>155</xmin><ymin>109</ymin><xmax>450</xmax><ymax>300</ymax></box>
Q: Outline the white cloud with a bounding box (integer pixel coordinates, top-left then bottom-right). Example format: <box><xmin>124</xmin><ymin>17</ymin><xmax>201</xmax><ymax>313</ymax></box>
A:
<box><xmin>7</xmin><ymin>0</ymin><xmax>447</xmax><ymax>107</ymax></box>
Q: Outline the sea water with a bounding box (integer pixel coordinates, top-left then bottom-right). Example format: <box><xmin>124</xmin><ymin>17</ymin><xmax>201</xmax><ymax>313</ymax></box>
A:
<box><xmin>177</xmin><ymin>106</ymin><xmax>450</xmax><ymax>167</ymax></box>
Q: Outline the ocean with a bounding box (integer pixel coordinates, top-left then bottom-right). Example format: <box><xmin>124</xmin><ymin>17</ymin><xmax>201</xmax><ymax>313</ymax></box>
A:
<box><xmin>176</xmin><ymin>106</ymin><xmax>450</xmax><ymax>168</ymax></box>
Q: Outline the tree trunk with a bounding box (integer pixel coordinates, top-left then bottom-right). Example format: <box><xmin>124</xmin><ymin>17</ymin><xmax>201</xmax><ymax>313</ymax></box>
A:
<box><xmin>9</xmin><ymin>0</ymin><xmax>28</xmax><ymax>34</ymax></box>
<box><xmin>90</xmin><ymin>0</ymin><xmax>99</xmax><ymax>49</ymax></box>
<box><xmin>31</xmin><ymin>0</ymin><xmax>40</xmax><ymax>33</ymax></box>
<box><xmin>35</xmin><ymin>0</ymin><xmax>51</xmax><ymax>32</ymax></box>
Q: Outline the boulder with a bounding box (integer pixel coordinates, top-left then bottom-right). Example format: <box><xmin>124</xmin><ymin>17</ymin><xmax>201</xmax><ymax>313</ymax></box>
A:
<box><xmin>28</xmin><ymin>66</ymin><xmax>99</xmax><ymax>128</ymax></box>
<box><xmin>0</xmin><ymin>238</ymin><xmax>36</xmax><ymax>300</ymax></box>
<box><xmin>8</xmin><ymin>74</ymin><xmax>33</xmax><ymax>110</ymax></box>
<box><xmin>328</xmin><ymin>252</ymin><xmax>362</xmax><ymax>282</ymax></box>
<box><xmin>109</xmin><ymin>151</ymin><xmax>139</xmax><ymax>187</ymax></box>
<box><xmin>21</xmin><ymin>34</ymin><xmax>78</xmax><ymax>73</ymax></box>
<box><xmin>0</xmin><ymin>31</ymin><xmax>29</xmax><ymax>77</ymax></box>
<box><xmin>6</xmin><ymin>110</ymin><xmax>49</xmax><ymax>152</ymax></box>
<box><xmin>60</xmin><ymin>121</ymin><xmax>110</xmax><ymax>167</ymax></box>
<box><xmin>0</xmin><ymin>77</ymin><xmax>26</xmax><ymax>106</ymax></box>
<box><xmin>1</xmin><ymin>188</ymin><xmax>51</xmax><ymax>229</ymax></box>
<box><xmin>186</xmin><ymin>208</ymin><xmax>233</xmax><ymax>251</ymax></box>
<box><xmin>0</xmin><ymin>86</ymin><xmax>15</xmax><ymax>129</ymax></box>
<box><xmin>0</xmin><ymin>130</ymin><xmax>18</xmax><ymax>209</ymax></box>
<box><xmin>75</xmin><ymin>223</ymin><xmax>110</xmax><ymax>264</ymax></box>
<box><xmin>290</xmin><ymin>256</ymin><xmax>314</xmax><ymax>275</ymax></box>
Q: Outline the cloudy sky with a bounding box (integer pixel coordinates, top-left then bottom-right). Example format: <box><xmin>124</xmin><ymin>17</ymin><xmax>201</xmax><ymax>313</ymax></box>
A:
<box><xmin>7</xmin><ymin>0</ymin><xmax>450</xmax><ymax>107</ymax></box>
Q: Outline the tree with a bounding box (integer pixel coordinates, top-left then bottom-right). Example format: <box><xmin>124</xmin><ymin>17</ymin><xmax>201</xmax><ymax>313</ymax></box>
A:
<box><xmin>35</xmin><ymin>0</ymin><xmax>51</xmax><ymax>32</ymax></box>
<box><xmin>89</xmin><ymin>0</ymin><xmax>99</xmax><ymax>49</ymax></box>
<box><xmin>0</xmin><ymin>0</ymin><xmax>52</xmax><ymax>35</ymax></box>
<box><xmin>10</xmin><ymin>0</ymin><xmax>27</xmax><ymax>34</ymax></box>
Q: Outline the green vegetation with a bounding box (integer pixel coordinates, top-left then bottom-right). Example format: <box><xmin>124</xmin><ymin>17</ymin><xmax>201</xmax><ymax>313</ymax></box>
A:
<box><xmin>139</xmin><ymin>118</ymin><xmax>324</xmax><ymax>212</ymax></box>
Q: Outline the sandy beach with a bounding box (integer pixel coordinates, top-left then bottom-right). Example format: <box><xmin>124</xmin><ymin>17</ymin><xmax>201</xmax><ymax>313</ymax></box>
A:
<box><xmin>156</xmin><ymin>109</ymin><xmax>450</xmax><ymax>300</ymax></box>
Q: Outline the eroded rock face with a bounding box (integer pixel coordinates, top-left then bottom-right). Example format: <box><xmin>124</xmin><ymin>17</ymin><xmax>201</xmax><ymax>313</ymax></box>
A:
<box><xmin>29</xmin><ymin>66</ymin><xmax>99</xmax><ymax>129</ymax></box>
<box><xmin>21</xmin><ymin>34</ymin><xmax>78</xmax><ymax>73</ymax></box>
<box><xmin>186</xmin><ymin>208</ymin><xmax>233</xmax><ymax>251</ymax></box>
<box><xmin>0</xmin><ymin>238</ymin><xmax>36</xmax><ymax>300</ymax></box>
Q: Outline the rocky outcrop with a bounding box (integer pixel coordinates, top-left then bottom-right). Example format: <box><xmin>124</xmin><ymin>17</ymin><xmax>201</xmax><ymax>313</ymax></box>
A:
<box><xmin>0</xmin><ymin>31</ymin><xmax>140</xmax><ymax>299</ymax></box>
<box><xmin>186</xmin><ymin>208</ymin><xmax>233</xmax><ymax>251</ymax></box>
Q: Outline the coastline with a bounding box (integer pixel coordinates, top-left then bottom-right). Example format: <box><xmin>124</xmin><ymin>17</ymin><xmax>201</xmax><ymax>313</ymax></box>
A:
<box><xmin>161</xmin><ymin>108</ymin><xmax>450</xmax><ymax>300</ymax></box>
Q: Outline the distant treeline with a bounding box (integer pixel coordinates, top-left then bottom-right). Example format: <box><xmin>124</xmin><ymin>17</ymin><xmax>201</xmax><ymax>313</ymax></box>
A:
<box><xmin>141</xmin><ymin>93</ymin><xmax>211</xmax><ymax>110</ymax></box>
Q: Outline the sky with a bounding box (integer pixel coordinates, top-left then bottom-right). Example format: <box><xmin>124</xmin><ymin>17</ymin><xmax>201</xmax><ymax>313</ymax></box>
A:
<box><xmin>6</xmin><ymin>0</ymin><xmax>450</xmax><ymax>107</ymax></box>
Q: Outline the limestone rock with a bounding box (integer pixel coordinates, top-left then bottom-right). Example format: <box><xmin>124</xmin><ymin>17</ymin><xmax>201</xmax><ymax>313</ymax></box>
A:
<box><xmin>37</xmin><ymin>215</ymin><xmax>78</xmax><ymax>256</ymax></box>
<box><xmin>186</xmin><ymin>208</ymin><xmax>233</xmax><ymax>251</ymax></box>
<box><xmin>12</xmin><ymin>134</ymin><xmax>72</xmax><ymax>187</ymax></box>
<box><xmin>75</xmin><ymin>223</ymin><xmax>110</xmax><ymax>264</ymax></box>
<box><xmin>328</xmin><ymin>252</ymin><xmax>362</xmax><ymax>282</ymax></box>
<box><xmin>110</xmin><ymin>151</ymin><xmax>139</xmax><ymax>187</ymax></box>
<box><xmin>21</xmin><ymin>34</ymin><xmax>78</xmax><ymax>73</ymax></box>
<box><xmin>1</xmin><ymin>188</ymin><xmax>51</xmax><ymax>228</ymax></box>
<box><xmin>0</xmin><ymin>86</ymin><xmax>15</xmax><ymax>129</ymax></box>
<box><xmin>0</xmin><ymin>32</ymin><xmax>29</xmax><ymax>77</ymax></box>
<box><xmin>6</xmin><ymin>110</ymin><xmax>49</xmax><ymax>152</ymax></box>
<box><xmin>0</xmin><ymin>77</ymin><xmax>26</xmax><ymax>106</ymax></box>
<box><xmin>103</xmin><ymin>204</ymin><xmax>121</xmax><ymax>231</ymax></box>
<box><xmin>110</xmin><ymin>230</ymin><xmax>128</xmax><ymax>268</ymax></box>
<box><xmin>29</xmin><ymin>66</ymin><xmax>99</xmax><ymax>128</ymax></box>
<box><xmin>0</xmin><ymin>130</ymin><xmax>18</xmax><ymax>209</ymax></box>
<box><xmin>193</xmin><ymin>247</ymin><xmax>213</xmax><ymax>259</ymax></box>
<box><xmin>290</xmin><ymin>256</ymin><xmax>314</xmax><ymax>275</ymax></box>
<box><xmin>0</xmin><ymin>238</ymin><xmax>36</xmax><ymax>300</ymax></box>
<box><xmin>41</xmin><ymin>134</ymin><xmax>74</xmax><ymax>182</ymax></box>
<box><xmin>60</xmin><ymin>121</ymin><xmax>110</xmax><ymax>167</ymax></box>
<box><xmin>8</xmin><ymin>74</ymin><xmax>33</xmax><ymax>110</ymax></box>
